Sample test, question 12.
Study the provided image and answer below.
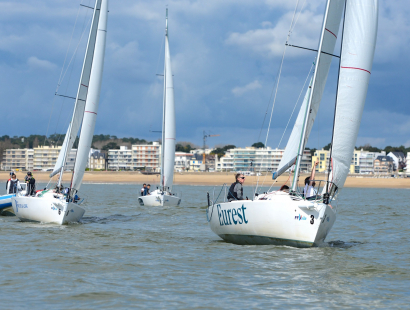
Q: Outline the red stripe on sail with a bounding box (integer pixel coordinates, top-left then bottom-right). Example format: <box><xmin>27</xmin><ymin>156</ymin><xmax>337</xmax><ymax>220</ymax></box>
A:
<box><xmin>85</xmin><ymin>111</ymin><xmax>97</xmax><ymax>115</ymax></box>
<box><xmin>325</xmin><ymin>28</ymin><xmax>337</xmax><ymax>38</ymax></box>
<box><xmin>341</xmin><ymin>66</ymin><xmax>371</xmax><ymax>74</ymax></box>
<box><xmin>81</xmin><ymin>84</ymin><xmax>88</xmax><ymax>87</ymax></box>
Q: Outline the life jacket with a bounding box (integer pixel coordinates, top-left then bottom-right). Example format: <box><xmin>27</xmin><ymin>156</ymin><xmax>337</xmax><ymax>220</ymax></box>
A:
<box><xmin>227</xmin><ymin>182</ymin><xmax>242</xmax><ymax>200</ymax></box>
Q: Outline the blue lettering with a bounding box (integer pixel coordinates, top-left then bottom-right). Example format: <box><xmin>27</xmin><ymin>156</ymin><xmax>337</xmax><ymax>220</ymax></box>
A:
<box><xmin>227</xmin><ymin>210</ymin><xmax>232</xmax><ymax>225</ymax></box>
<box><xmin>241</xmin><ymin>205</ymin><xmax>248</xmax><ymax>224</ymax></box>
<box><xmin>237</xmin><ymin>208</ymin><xmax>243</xmax><ymax>224</ymax></box>
<box><xmin>223</xmin><ymin>210</ymin><xmax>230</xmax><ymax>225</ymax></box>
<box><xmin>232</xmin><ymin>208</ymin><xmax>237</xmax><ymax>224</ymax></box>
<box><xmin>217</xmin><ymin>205</ymin><xmax>223</xmax><ymax>226</ymax></box>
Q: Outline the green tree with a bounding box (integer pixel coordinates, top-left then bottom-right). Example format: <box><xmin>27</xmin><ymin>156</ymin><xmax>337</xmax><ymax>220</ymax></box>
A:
<box><xmin>252</xmin><ymin>142</ymin><xmax>265</xmax><ymax>148</ymax></box>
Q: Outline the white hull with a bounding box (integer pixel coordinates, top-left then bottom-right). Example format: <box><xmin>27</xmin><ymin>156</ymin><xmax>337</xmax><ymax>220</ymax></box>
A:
<box><xmin>138</xmin><ymin>190</ymin><xmax>181</xmax><ymax>207</ymax></box>
<box><xmin>11</xmin><ymin>193</ymin><xmax>85</xmax><ymax>225</ymax></box>
<box><xmin>207</xmin><ymin>192</ymin><xmax>336</xmax><ymax>247</ymax></box>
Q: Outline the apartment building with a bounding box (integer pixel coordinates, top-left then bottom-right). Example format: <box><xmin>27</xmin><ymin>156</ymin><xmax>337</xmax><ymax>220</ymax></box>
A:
<box><xmin>374</xmin><ymin>156</ymin><xmax>394</xmax><ymax>175</ymax></box>
<box><xmin>217</xmin><ymin>147</ymin><xmax>311</xmax><ymax>173</ymax></box>
<box><xmin>2</xmin><ymin>146</ymin><xmax>78</xmax><ymax>171</ymax></box>
<box><xmin>107</xmin><ymin>146</ymin><xmax>133</xmax><ymax>170</ymax></box>
<box><xmin>132</xmin><ymin>142</ymin><xmax>161</xmax><ymax>171</ymax></box>
<box><xmin>174</xmin><ymin>152</ymin><xmax>193</xmax><ymax>171</ymax></box>
<box><xmin>1</xmin><ymin>148</ymin><xmax>34</xmax><ymax>171</ymax></box>
<box><xmin>32</xmin><ymin>146</ymin><xmax>77</xmax><ymax>171</ymax></box>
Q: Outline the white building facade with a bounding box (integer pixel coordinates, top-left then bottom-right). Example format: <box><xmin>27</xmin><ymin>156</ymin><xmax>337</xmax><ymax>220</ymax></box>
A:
<box><xmin>217</xmin><ymin>147</ymin><xmax>311</xmax><ymax>173</ymax></box>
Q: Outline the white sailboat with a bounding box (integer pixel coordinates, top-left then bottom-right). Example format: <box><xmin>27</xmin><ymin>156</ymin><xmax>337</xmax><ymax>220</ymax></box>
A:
<box><xmin>11</xmin><ymin>0</ymin><xmax>108</xmax><ymax>224</ymax></box>
<box><xmin>207</xmin><ymin>0</ymin><xmax>378</xmax><ymax>247</ymax></box>
<box><xmin>138</xmin><ymin>9</ymin><xmax>181</xmax><ymax>208</ymax></box>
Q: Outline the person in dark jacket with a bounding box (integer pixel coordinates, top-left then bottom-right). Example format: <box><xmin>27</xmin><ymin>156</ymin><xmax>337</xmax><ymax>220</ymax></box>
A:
<box><xmin>25</xmin><ymin>172</ymin><xmax>36</xmax><ymax>196</ymax></box>
<box><xmin>6</xmin><ymin>173</ymin><xmax>22</xmax><ymax>194</ymax></box>
<box><xmin>227</xmin><ymin>173</ymin><xmax>245</xmax><ymax>202</ymax></box>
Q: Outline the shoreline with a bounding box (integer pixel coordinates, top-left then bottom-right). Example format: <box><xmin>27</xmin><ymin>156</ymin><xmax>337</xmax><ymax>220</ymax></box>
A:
<box><xmin>1</xmin><ymin>171</ymin><xmax>409</xmax><ymax>189</ymax></box>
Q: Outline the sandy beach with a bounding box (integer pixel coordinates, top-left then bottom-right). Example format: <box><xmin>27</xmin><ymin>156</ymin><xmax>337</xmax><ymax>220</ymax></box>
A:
<box><xmin>2</xmin><ymin>171</ymin><xmax>409</xmax><ymax>189</ymax></box>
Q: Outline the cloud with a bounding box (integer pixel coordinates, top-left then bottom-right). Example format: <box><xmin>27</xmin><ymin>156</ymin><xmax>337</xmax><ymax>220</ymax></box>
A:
<box><xmin>232</xmin><ymin>80</ymin><xmax>262</xmax><ymax>96</ymax></box>
<box><xmin>27</xmin><ymin>56</ymin><xmax>57</xmax><ymax>71</ymax></box>
<box><xmin>225</xmin><ymin>10</ymin><xmax>323</xmax><ymax>58</ymax></box>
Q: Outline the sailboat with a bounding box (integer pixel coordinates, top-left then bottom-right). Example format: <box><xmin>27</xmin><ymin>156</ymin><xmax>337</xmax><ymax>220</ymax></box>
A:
<box><xmin>11</xmin><ymin>0</ymin><xmax>108</xmax><ymax>224</ymax></box>
<box><xmin>138</xmin><ymin>9</ymin><xmax>181</xmax><ymax>208</ymax></box>
<box><xmin>206</xmin><ymin>0</ymin><xmax>378</xmax><ymax>247</ymax></box>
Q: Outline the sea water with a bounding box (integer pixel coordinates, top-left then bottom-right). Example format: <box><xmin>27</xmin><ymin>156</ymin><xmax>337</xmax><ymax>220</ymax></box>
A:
<box><xmin>1</xmin><ymin>184</ymin><xmax>409</xmax><ymax>309</ymax></box>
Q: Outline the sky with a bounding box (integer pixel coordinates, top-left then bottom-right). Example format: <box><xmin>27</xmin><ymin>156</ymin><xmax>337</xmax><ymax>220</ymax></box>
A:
<box><xmin>0</xmin><ymin>0</ymin><xmax>409</xmax><ymax>150</ymax></box>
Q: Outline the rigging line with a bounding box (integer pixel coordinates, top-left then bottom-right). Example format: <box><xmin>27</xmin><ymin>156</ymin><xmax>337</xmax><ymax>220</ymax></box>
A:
<box><xmin>277</xmin><ymin>63</ymin><xmax>314</xmax><ymax>149</ymax></box>
<box><xmin>53</xmin><ymin>6</ymin><xmax>91</xmax><ymax>148</ymax></box>
<box><xmin>291</xmin><ymin>0</ymin><xmax>308</xmax><ymax>33</ymax></box>
<box><xmin>58</xmin><ymin>8</ymin><xmax>92</xmax><ymax>92</ymax></box>
<box><xmin>256</xmin><ymin>0</ymin><xmax>304</xmax><ymax>144</ymax></box>
<box><xmin>43</xmin><ymin>3</ymin><xmax>83</xmax><ymax>149</ymax></box>
<box><xmin>326</xmin><ymin>0</ymin><xmax>348</xmax><ymax>196</ymax></box>
<box><xmin>254</xmin><ymin>0</ymin><xmax>300</xmax><ymax>195</ymax></box>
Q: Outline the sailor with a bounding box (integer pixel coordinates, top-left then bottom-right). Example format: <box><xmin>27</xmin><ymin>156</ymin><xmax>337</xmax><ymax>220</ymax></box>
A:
<box><xmin>141</xmin><ymin>183</ymin><xmax>147</xmax><ymax>196</ymax></box>
<box><xmin>227</xmin><ymin>173</ymin><xmax>245</xmax><ymax>202</ymax></box>
<box><xmin>25</xmin><ymin>172</ymin><xmax>36</xmax><ymax>196</ymax></box>
<box><xmin>6</xmin><ymin>173</ymin><xmax>22</xmax><ymax>194</ymax></box>
<box><xmin>304</xmin><ymin>159</ymin><xmax>319</xmax><ymax>198</ymax></box>
<box><xmin>145</xmin><ymin>184</ymin><xmax>151</xmax><ymax>196</ymax></box>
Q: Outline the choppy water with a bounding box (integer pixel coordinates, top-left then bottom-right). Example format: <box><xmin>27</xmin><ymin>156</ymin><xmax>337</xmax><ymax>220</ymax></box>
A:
<box><xmin>1</xmin><ymin>184</ymin><xmax>409</xmax><ymax>309</ymax></box>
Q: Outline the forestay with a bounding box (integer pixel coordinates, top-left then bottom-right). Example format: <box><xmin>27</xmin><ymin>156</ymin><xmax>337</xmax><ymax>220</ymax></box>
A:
<box><xmin>71</xmin><ymin>0</ymin><xmax>108</xmax><ymax>191</ymax></box>
<box><xmin>329</xmin><ymin>0</ymin><xmax>378</xmax><ymax>189</ymax></box>
<box><xmin>50</xmin><ymin>0</ymin><xmax>106</xmax><ymax>179</ymax></box>
<box><xmin>273</xmin><ymin>0</ymin><xmax>345</xmax><ymax>180</ymax></box>
<box><xmin>162</xmin><ymin>13</ymin><xmax>176</xmax><ymax>191</ymax></box>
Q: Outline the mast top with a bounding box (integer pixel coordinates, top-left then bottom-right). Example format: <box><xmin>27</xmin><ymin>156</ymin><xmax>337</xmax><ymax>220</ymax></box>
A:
<box><xmin>165</xmin><ymin>8</ymin><xmax>168</xmax><ymax>37</ymax></box>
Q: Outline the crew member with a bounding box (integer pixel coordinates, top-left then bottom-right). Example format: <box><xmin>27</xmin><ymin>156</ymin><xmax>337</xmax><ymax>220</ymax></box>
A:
<box><xmin>141</xmin><ymin>184</ymin><xmax>146</xmax><ymax>196</ymax></box>
<box><xmin>304</xmin><ymin>159</ymin><xmax>319</xmax><ymax>198</ymax></box>
<box><xmin>227</xmin><ymin>173</ymin><xmax>245</xmax><ymax>202</ymax></box>
<box><xmin>145</xmin><ymin>184</ymin><xmax>151</xmax><ymax>196</ymax></box>
<box><xmin>25</xmin><ymin>172</ymin><xmax>36</xmax><ymax>196</ymax></box>
<box><xmin>6</xmin><ymin>173</ymin><xmax>21</xmax><ymax>194</ymax></box>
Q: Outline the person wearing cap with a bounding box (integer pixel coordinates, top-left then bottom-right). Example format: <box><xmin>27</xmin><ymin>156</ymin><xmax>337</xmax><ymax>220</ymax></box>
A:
<box><xmin>6</xmin><ymin>173</ymin><xmax>22</xmax><ymax>194</ymax></box>
<box><xmin>25</xmin><ymin>172</ymin><xmax>36</xmax><ymax>196</ymax></box>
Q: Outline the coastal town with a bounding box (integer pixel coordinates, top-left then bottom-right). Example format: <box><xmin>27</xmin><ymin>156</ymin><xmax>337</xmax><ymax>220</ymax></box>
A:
<box><xmin>1</xmin><ymin>136</ymin><xmax>408</xmax><ymax>177</ymax></box>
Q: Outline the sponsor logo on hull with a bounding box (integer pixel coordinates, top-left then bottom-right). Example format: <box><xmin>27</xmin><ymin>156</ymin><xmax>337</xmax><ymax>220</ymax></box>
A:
<box><xmin>217</xmin><ymin>204</ymin><xmax>248</xmax><ymax>226</ymax></box>
<box><xmin>16</xmin><ymin>203</ymin><xmax>28</xmax><ymax>213</ymax></box>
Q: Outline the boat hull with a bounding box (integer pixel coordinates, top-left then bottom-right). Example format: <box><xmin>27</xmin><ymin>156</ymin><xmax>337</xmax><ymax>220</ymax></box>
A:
<box><xmin>207</xmin><ymin>193</ymin><xmax>336</xmax><ymax>248</ymax></box>
<box><xmin>11</xmin><ymin>195</ymin><xmax>85</xmax><ymax>225</ymax></box>
<box><xmin>138</xmin><ymin>190</ymin><xmax>181</xmax><ymax>207</ymax></box>
<box><xmin>0</xmin><ymin>194</ymin><xmax>15</xmax><ymax>211</ymax></box>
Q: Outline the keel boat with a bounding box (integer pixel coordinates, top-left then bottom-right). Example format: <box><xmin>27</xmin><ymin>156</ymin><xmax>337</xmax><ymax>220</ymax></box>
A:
<box><xmin>207</xmin><ymin>0</ymin><xmax>378</xmax><ymax>247</ymax></box>
<box><xmin>138</xmin><ymin>9</ymin><xmax>181</xmax><ymax>208</ymax></box>
<box><xmin>12</xmin><ymin>0</ymin><xmax>108</xmax><ymax>224</ymax></box>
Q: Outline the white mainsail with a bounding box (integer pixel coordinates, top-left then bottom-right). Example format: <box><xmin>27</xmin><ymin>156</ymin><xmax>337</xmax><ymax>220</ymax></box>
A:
<box><xmin>329</xmin><ymin>0</ymin><xmax>378</xmax><ymax>189</ymax></box>
<box><xmin>161</xmin><ymin>10</ymin><xmax>176</xmax><ymax>191</ymax></box>
<box><xmin>273</xmin><ymin>0</ymin><xmax>345</xmax><ymax>180</ymax></box>
<box><xmin>71</xmin><ymin>0</ymin><xmax>108</xmax><ymax>191</ymax></box>
<box><xmin>50</xmin><ymin>0</ymin><xmax>106</xmax><ymax>179</ymax></box>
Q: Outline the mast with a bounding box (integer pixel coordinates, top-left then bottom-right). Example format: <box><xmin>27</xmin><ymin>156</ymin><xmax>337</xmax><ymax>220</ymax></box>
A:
<box><xmin>160</xmin><ymin>8</ymin><xmax>168</xmax><ymax>191</ymax></box>
<box><xmin>291</xmin><ymin>0</ymin><xmax>332</xmax><ymax>191</ymax></box>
